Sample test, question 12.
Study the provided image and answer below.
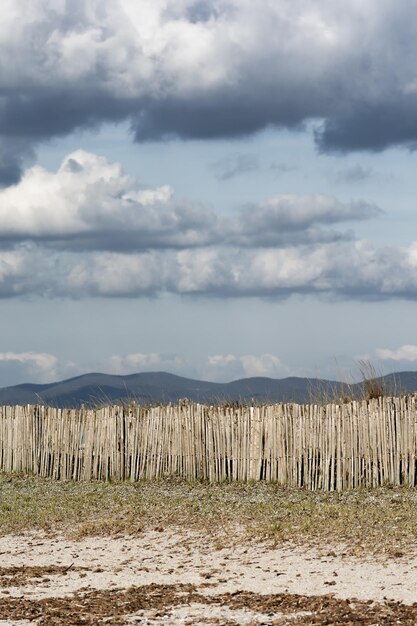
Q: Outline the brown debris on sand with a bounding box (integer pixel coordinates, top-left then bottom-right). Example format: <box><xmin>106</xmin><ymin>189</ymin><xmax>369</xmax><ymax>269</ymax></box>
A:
<box><xmin>0</xmin><ymin>583</ymin><xmax>417</xmax><ymax>625</ymax></box>
<box><xmin>0</xmin><ymin>565</ymin><xmax>87</xmax><ymax>588</ymax></box>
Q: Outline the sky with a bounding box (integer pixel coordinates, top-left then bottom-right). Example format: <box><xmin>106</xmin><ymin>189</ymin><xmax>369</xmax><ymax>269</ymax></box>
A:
<box><xmin>0</xmin><ymin>0</ymin><xmax>417</xmax><ymax>387</ymax></box>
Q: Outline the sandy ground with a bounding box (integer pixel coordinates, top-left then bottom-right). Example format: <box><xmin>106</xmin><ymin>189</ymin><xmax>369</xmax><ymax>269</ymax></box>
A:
<box><xmin>0</xmin><ymin>531</ymin><xmax>416</xmax><ymax>624</ymax></box>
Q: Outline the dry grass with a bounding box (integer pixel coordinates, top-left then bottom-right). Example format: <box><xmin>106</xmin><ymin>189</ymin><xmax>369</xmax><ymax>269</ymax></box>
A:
<box><xmin>0</xmin><ymin>473</ymin><xmax>416</xmax><ymax>556</ymax></box>
<box><xmin>308</xmin><ymin>359</ymin><xmax>400</xmax><ymax>405</ymax></box>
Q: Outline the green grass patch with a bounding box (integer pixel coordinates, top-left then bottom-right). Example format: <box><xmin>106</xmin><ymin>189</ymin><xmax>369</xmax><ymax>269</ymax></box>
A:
<box><xmin>0</xmin><ymin>473</ymin><xmax>416</xmax><ymax>556</ymax></box>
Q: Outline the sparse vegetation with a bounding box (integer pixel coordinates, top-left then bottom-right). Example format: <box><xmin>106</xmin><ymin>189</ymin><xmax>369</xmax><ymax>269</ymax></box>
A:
<box><xmin>0</xmin><ymin>362</ymin><xmax>414</xmax><ymax>559</ymax></box>
<box><xmin>308</xmin><ymin>359</ymin><xmax>402</xmax><ymax>405</ymax></box>
<box><xmin>1</xmin><ymin>473</ymin><xmax>416</xmax><ymax>557</ymax></box>
<box><xmin>357</xmin><ymin>359</ymin><xmax>386</xmax><ymax>400</ymax></box>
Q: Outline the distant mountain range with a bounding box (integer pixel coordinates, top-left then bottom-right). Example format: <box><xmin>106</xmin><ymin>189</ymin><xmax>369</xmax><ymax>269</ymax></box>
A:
<box><xmin>0</xmin><ymin>370</ymin><xmax>416</xmax><ymax>408</ymax></box>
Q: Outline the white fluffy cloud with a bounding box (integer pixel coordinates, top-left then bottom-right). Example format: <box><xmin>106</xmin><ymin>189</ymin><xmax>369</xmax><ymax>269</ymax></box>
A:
<box><xmin>376</xmin><ymin>345</ymin><xmax>417</xmax><ymax>362</ymax></box>
<box><xmin>3</xmin><ymin>239</ymin><xmax>417</xmax><ymax>301</ymax></box>
<box><xmin>207</xmin><ymin>353</ymin><xmax>288</xmax><ymax>380</ymax></box>
<box><xmin>0</xmin><ymin>151</ymin><xmax>378</xmax><ymax>251</ymax></box>
<box><xmin>69</xmin><ymin>241</ymin><xmax>415</xmax><ymax>299</ymax></box>
<box><xmin>67</xmin><ymin>252</ymin><xmax>164</xmax><ymax>297</ymax></box>
<box><xmin>108</xmin><ymin>351</ymin><xmax>288</xmax><ymax>381</ymax></box>
<box><xmin>109</xmin><ymin>352</ymin><xmax>187</xmax><ymax>375</ymax></box>
<box><xmin>0</xmin><ymin>150</ymin><xmax>414</xmax><ymax>302</ymax></box>
<box><xmin>0</xmin><ymin>349</ymin><xmax>291</xmax><ymax>385</ymax></box>
<box><xmin>0</xmin><ymin>246</ymin><xmax>51</xmax><ymax>297</ymax></box>
<box><xmin>0</xmin><ymin>351</ymin><xmax>58</xmax><ymax>384</ymax></box>
<box><xmin>0</xmin><ymin>150</ymin><xmax>219</xmax><ymax>249</ymax></box>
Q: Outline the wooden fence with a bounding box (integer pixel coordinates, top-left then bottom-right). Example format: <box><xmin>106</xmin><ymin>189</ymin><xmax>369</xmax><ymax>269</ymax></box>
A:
<box><xmin>0</xmin><ymin>396</ymin><xmax>416</xmax><ymax>490</ymax></box>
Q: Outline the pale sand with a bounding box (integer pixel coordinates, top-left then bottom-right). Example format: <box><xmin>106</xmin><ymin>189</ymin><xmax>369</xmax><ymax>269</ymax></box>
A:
<box><xmin>0</xmin><ymin>531</ymin><xmax>416</xmax><ymax>624</ymax></box>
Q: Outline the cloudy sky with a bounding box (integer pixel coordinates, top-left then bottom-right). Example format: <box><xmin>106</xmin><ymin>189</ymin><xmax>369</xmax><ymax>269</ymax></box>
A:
<box><xmin>1</xmin><ymin>0</ymin><xmax>417</xmax><ymax>386</ymax></box>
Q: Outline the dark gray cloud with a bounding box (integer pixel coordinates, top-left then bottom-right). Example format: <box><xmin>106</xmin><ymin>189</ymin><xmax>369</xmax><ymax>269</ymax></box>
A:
<box><xmin>0</xmin><ymin>0</ymin><xmax>417</xmax><ymax>181</ymax></box>
<box><xmin>131</xmin><ymin>92</ymin><xmax>309</xmax><ymax>142</ymax></box>
<box><xmin>315</xmin><ymin>98</ymin><xmax>417</xmax><ymax>153</ymax></box>
<box><xmin>0</xmin><ymin>140</ymin><xmax>35</xmax><ymax>187</ymax></box>
<box><xmin>0</xmin><ymin>160</ymin><xmax>22</xmax><ymax>188</ymax></box>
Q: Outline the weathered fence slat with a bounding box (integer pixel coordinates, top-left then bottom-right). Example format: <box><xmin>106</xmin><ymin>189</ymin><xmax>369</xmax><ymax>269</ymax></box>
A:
<box><xmin>0</xmin><ymin>398</ymin><xmax>416</xmax><ymax>490</ymax></box>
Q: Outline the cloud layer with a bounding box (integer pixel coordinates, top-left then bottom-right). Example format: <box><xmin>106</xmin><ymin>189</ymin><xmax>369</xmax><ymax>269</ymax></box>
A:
<box><xmin>0</xmin><ymin>150</ymin><xmax>416</xmax><ymax>301</ymax></box>
<box><xmin>0</xmin><ymin>349</ymin><xmax>290</xmax><ymax>385</ymax></box>
<box><xmin>377</xmin><ymin>345</ymin><xmax>417</xmax><ymax>362</ymax></box>
<box><xmin>0</xmin><ymin>352</ymin><xmax>58</xmax><ymax>385</ymax></box>
<box><xmin>108</xmin><ymin>351</ymin><xmax>289</xmax><ymax>382</ymax></box>
<box><xmin>0</xmin><ymin>150</ymin><xmax>380</xmax><ymax>251</ymax></box>
<box><xmin>2</xmin><ymin>0</ymin><xmax>417</xmax><ymax>181</ymax></box>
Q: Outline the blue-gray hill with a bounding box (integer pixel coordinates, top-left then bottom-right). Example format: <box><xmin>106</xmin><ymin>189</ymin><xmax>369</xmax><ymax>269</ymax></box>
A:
<box><xmin>0</xmin><ymin>370</ymin><xmax>416</xmax><ymax>407</ymax></box>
